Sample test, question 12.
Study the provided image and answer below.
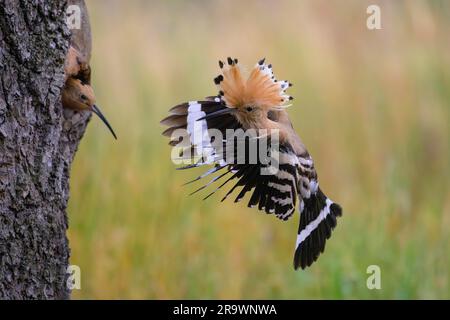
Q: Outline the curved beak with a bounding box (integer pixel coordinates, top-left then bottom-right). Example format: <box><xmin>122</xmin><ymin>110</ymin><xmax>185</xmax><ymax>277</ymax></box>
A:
<box><xmin>92</xmin><ymin>104</ymin><xmax>117</xmax><ymax>140</ymax></box>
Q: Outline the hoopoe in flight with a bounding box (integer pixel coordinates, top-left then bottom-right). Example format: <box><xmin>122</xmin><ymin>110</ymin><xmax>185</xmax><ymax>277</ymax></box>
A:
<box><xmin>62</xmin><ymin>46</ymin><xmax>117</xmax><ymax>139</ymax></box>
<box><xmin>161</xmin><ymin>57</ymin><xmax>342</xmax><ymax>269</ymax></box>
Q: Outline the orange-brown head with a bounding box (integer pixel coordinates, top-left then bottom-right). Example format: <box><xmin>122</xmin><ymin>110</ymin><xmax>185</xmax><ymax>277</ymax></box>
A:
<box><xmin>62</xmin><ymin>78</ymin><xmax>117</xmax><ymax>139</ymax></box>
<box><xmin>214</xmin><ymin>57</ymin><xmax>293</xmax><ymax>129</ymax></box>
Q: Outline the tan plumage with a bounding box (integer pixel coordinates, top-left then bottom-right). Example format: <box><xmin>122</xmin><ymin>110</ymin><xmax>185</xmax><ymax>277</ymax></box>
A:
<box><xmin>266</xmin><ymin>109</ymin><xmax>307</xmax><ymax>156</ymax></box>
<box><xmin>62</xmin><ymin>47</ymin><xmax>116</xmax><ymax>139</ymax></box>
<box><xmin>62</xmin><ymin>78</ymin><xmax>96</xmax><ymax>111</ymax></box>
<box><xmin>161</xmin><ymin>57</ymin><xmax>342</xmax><ymax>269</ymax></box>
<box><xmin>217</xmin><ymin>58</ymin><xmax>291</xmax><ymax>111</ymax></box>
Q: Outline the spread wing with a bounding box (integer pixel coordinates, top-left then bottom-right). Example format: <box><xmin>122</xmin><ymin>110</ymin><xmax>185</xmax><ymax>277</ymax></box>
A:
<box><xmin>161</xmin><ymin>98</ymin><xmax>299</xmax><ymax>221</ymax></box>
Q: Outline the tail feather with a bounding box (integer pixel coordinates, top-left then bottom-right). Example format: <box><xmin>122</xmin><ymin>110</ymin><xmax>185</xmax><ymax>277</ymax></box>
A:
<box><xmin>293</xmin><ymin>188</ymin><xmax>342</xmax><ymax>269</ymax></box>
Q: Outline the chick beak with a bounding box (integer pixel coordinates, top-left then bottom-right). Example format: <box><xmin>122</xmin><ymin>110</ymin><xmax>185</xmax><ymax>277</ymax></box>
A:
<box><xmin>91</xmin><ymin>104</ymin><xmax>117</xmax><ymax>140</ymax></box>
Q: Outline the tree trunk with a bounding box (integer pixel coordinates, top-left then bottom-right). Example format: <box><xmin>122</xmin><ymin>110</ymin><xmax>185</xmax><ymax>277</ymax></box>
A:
<box><xmin>0</xmin><ymin>0</ymin><xmax>91</xmax><ymax>299</ymax></box>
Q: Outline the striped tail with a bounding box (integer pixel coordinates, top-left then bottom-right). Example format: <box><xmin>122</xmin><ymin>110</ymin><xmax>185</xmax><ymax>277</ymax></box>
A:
<box><xmin>293</xmin><ymin>188</ymin><xmax>342</xmax><ymax>269</ymax></box>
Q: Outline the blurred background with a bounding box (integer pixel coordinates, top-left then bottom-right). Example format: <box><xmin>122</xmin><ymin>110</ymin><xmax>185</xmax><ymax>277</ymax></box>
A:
<box><xmin>68</xmin><ymin>0</ymin><xmax>450</xmax><ymax>299</ymax></box>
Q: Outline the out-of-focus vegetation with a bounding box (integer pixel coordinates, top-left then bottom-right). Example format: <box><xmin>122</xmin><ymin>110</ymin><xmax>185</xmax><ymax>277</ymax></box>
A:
<box><xmin>68</xmin><ymin>0</ymin><xmax>450</xmax><ymax>299</ymax></box>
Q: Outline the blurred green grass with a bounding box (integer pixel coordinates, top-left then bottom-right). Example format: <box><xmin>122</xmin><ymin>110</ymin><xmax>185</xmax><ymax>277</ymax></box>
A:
<box><xmin>68</xmin><ymin>0</ymin><xmax>450</xmax><ymax>299</ymax></box>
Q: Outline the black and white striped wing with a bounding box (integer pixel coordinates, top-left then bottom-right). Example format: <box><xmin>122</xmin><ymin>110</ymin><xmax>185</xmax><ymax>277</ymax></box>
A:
<box><xmin>161</xmin><ymin>98</ymin><xmax>299</xmax><ymax>221</ymax></box>
<box><xmin>161</xmin><ymin>98</ymin><xmax>240</xmax><ymax>163</ymax></box>
<box><xmin>244</xmin><ymin>149</ymin><xmax>300</xmax><ymax>221</ymax></box>
<box><xmin>293</xmin><ymin>153</ymin><xmax>343</xmax><ymax>269</ymax></box>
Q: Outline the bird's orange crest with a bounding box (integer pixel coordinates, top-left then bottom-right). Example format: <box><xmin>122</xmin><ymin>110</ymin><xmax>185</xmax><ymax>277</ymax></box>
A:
<box><xmin>214</xmin><ymin>57</ymin><xmax>292</xmax><ymax>110</ymax></box>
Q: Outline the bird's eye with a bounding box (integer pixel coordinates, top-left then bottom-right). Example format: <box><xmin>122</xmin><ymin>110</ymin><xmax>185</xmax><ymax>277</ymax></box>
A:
<box><xmin>80</xmin><ymin>94</ymin><xmax>87</xmax><ymax>100</ymax></box>
<box><xmin>267</xmin><ymin>110</ymin><xmax>279</xmax><ymax>121</ymax></box>
<box><xmin>246</xmin><ymin>106</ymin><xmax>253</xmax><ymax>112</ymax></box>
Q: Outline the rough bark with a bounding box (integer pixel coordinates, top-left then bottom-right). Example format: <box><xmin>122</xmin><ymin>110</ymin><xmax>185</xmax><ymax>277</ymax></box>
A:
<box><xmin>0</xmin><ymin>0</ymin><xmax>90</xmax><ymax>299</ymax></box>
